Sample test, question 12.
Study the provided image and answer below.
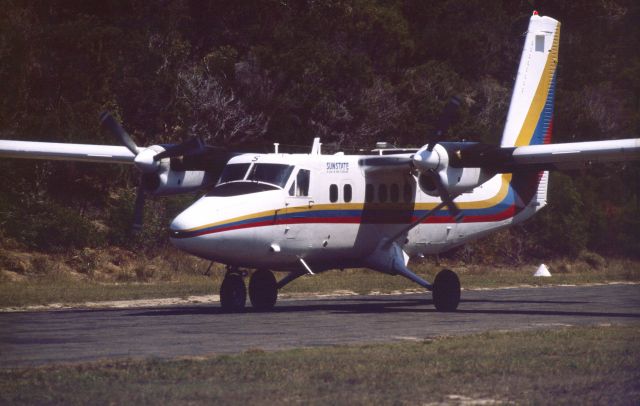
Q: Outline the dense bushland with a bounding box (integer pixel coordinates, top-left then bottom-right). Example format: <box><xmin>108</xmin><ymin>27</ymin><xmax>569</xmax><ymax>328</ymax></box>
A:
<box><xmin>0</xmin><ymin>0</ymin><xmax>638</xmax><ymax>260</ymax></box>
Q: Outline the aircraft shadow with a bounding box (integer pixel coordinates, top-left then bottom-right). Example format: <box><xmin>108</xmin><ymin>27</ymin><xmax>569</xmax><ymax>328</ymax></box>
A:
<box><xmin>127</xmin><ymin>296</ymin><xmax>640</xmax><ymax>320</ymax></box>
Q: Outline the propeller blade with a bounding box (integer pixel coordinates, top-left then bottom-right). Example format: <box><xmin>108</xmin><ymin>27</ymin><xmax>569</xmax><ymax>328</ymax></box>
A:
<box><xmin>154</xmin><ymin>137</ymin><xmax>205</xmax><ymax>161</ymax></box>
<box><xmin>132</xmin><ymin>184</ymin><xmax>146</xmax><ymax>232</ymax></box>
<box><xmin>429</xmin><ymin>170</ymin><xmax>463</xmax><ymax>222</ymax></box>
<box><xmin>427</xmin><ymin>96</ymin><xmax>462</xmax><ymax>151</ymax></box>
<box><xmin>99</xmin><ymin>111</ymin><xmax>138</xmax><ymax>155</ymax></box>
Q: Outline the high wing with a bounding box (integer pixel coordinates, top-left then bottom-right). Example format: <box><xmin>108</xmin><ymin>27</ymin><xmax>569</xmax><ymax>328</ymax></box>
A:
<box><xmin>0</xmin><ymin>113</ymin><xmax>232</xmax><ymax>230</ymax></box>
<box><xmin>0</xmin><ymin>140</ymin><xmax>135</xmax><ymax>164</ymax></box>
<box><xmin>509</xmin><ymin>138</ymin><xmax>640</xmax><ymax>167</ymax></box>
<box><xmin>441</xmin><ymin>138</ymin><xmax>640</xmax><ymax>172</ymax></box>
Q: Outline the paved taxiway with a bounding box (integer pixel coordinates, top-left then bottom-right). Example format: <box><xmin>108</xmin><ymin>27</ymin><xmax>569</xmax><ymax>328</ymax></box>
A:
<box><xmin>1</xmin><ymin>284</ymin><xmax>639</xmax><ymax>368</ymax></box>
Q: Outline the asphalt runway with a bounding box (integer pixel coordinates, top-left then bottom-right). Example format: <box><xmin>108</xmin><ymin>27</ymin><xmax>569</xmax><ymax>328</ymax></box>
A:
<box><xmin>1</xmin><ymin>284</ymin><xmax>639</xmax><ymax>368</ymax></box>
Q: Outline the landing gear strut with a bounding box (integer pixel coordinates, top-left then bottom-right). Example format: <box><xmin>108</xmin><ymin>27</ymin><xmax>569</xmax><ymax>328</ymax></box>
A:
<box><xmin>220</xmin><ymin>267</ymin><xmax>246</xmax><ymax>312</ymax></box>
<box><xmin>249</xmin><ymin>269</ymin><xmax>278</xmax><ymax>311</ymax></box>
<box><xmin>432</xmin><ymin>269</ymin><xmax>460</xmax><ymax>312</ymax></box>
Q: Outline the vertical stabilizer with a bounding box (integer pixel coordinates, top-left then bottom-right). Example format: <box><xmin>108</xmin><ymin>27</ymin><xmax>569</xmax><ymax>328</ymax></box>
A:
<box><xmin>502</xmin><ymin>13</ymin><xmax>560</xmax><ymax>211</ymax></box>
<box><xmin>501</xmin><ymin>13</ymin><xmax>560</xmax><ymax>148</ymax></box>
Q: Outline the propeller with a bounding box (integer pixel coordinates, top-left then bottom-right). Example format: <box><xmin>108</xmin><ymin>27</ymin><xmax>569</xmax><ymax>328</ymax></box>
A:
<box><xmin>153</xmin><ymin>136</ymin><xmax>205</xmax><ymax>161</ymax></box>
<box><xmin>100</xmin><ymin>112</ymin><xmax>232</xmax><ymax>231</ymax></box>
<box><xmin>413</xmin><ymin>96</ymin><xmax>464</xmax><ymax>222</ymax></box>
<box><xmin>99</xmin><ymin>111</ymin><xmax>139</xmax><ymax>155</ymax></box>
<box><xmin>99</xmin><ymin>112</ymin><xmax>152</xmax><ymax>231</ymax></box>
<box><xmin>427</xmin><ymin>96</ymin><xmax>461</xmax><ymax>151</ymax></box>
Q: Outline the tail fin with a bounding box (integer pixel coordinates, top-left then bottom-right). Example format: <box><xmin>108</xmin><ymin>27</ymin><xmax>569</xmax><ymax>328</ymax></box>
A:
<box><xmin>501</xmin><ymin>13</ymin><xmax>560</xmax><ymax>148</ymax></box>
<box><xmin>502</xmin><ymin>13</ymin><xmax>560</xmax><ymax>212</ymax></box>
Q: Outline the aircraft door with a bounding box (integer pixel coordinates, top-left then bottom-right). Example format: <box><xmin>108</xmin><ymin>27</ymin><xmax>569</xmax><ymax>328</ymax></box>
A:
<box><xmin>282</xmin><ymin>168</ymin><xmax>313</xmax><ymax>241</ymax></box>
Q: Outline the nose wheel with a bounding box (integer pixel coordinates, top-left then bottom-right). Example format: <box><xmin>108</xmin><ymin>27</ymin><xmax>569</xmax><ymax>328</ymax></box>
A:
<box><xmin>249</xmin><ymin>269</ymin><xmax>278</xmax><ymax>311</ymax></box>
<box><xmin>220</xmin><ymin>268</ymin><xmax>278</xmax><ymax>312</ymax></box>
<box><xmin>220</xmin><ymin>270</ymin><xmax>246</xmax><ymax>312</ymax></box>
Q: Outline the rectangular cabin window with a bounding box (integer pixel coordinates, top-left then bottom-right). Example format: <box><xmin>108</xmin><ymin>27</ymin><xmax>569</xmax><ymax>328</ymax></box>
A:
<box><xmin>390</xmin><ymin>184</ymin><xmax>399</xmax><ymax>202</ymax></box>
<box><xmin>343</xmin><ymin>184</ymin><xmax>352</xmax><ymax>203</ymax></box>
<box><xmin>378</xmin><ymin>184</ymin><xmax>388</xmax><ymax>203</ymax></box>
<box><xmin>329</xmin><ymin>184</ymin><xmax>338</xmax><ymax>202</ymax></box>
<box><xmin>535</xmin><ymin>35</ymin><xmax>545</xmax><ymax>52</ymax></box>
<box><xmin>365</xmin><ymin>184</ymin><xmax>374</xmax><ymax>203</ymax></box>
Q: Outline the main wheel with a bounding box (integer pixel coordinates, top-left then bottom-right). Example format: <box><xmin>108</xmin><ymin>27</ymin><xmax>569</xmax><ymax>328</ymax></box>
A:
<box><xmin>432</xmin><ymin>269</ymin><xmax>461</xmax><ymax>312</ymax></box>
<box><xmin>249</xmin><ymin>269</ymin><xmax>278</xmax><ymax>311</ymax></box>
<box><xmin>220</xmin><ymin>273</ymin><xmax>246</xmax><ymax>312</ymax></box>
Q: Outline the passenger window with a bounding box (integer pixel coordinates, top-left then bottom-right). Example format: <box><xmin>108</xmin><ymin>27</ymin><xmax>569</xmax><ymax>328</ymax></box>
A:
<box><xmin>329</xmin><ymin>184</ymin><xmax>338</xmax><ymax>203</ymax></box>
<box><xmin>403</xmin><ymin>183</ymin><xmax>413</xmax><ymax>202</ymax></box>
<box><xmin>343</xmin><ymin>184</ymin><xmax>352</xmax><ymax>203</ymax></box>
<box><xmin>390</xmin><ymin>184</ymin><xmax>399</xmax><ymax>202</ymax></box>
<box><xmin>378</xmin><ymin>184</ymin><xmax>388</xmax><ymax>203</ymax></box>
<box><xmin>365</xmin><ymin>184</ymin><xmax>374</xmax><ymax>203</ymax></box>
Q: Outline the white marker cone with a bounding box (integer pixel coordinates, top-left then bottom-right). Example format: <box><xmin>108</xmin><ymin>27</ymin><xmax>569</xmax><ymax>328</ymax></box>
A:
<box><xmin>534</xmin><ymin>263</ymin><xmax>551</xmax><ymax>277</ymax></box>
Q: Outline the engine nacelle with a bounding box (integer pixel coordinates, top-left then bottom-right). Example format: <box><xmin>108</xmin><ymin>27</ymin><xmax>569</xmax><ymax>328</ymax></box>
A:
<box><xmin>142</xmin><ymin>166</ymin><xmax>217</xmax><ymax>196</ymax></box>
<box><xmin>414</xmin><ymin>144</ymin><xmax>494</xmax><ymax>197</ymax></box>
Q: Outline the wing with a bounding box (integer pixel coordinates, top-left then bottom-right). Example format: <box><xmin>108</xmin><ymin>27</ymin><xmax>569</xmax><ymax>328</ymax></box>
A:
<box><xmin>509</xmin><ymin>138</ymin><xmax>640</xmax><ymax>168</ymax></box>
<box><xmin>0</xmin><ymin>140</ymin><xmax>135</xmax><ymax>164</ymax></box>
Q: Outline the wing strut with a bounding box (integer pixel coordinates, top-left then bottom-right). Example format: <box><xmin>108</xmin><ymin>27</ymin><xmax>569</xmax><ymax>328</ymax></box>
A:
<box><xmin>383</xmin><ymin>200</ymin><xmax>449</xmax><ymax>249</ymax></box>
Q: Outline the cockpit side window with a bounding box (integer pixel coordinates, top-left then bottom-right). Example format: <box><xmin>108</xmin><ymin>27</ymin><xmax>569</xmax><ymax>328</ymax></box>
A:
<box><xmin>296</xmin><ymin>169</ymin><xmax>310</xmax><ymax>196</ymax></box>
<box><xmin>288</xmin><ymin>169</ymin><xmax>310</xmax><ymax>197</ymax></box>
<box><xmin>218</xmin><ymin>163</ymin><xmax>250</xmax><ymax>184</ymax></box>
<box><xmin>247</xmin><ymin>163</ymin><xmax>294</xmax><ymax>188</ymax></box>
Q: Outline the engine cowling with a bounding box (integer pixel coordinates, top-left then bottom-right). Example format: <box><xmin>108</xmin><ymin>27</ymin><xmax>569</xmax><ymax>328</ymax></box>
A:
<box><xmin>143</xmin><ymin>167</ymin><xmax>216</xmax><ymax>196</ymax></box>
<box><xmin>413</xmin><ymin>143</ymin><xmax>493</xmax><ymax>197</ymax></box>
<box><xmin>131</xmin><ymin>145</ymin><xmax>216</xmax><ymax>196</ymax></box>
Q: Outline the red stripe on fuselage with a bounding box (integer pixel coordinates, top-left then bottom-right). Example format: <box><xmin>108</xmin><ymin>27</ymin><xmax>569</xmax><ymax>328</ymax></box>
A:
<box><xmin>185</xmin><ymin>204</ymin><xmax>518</xmax><ymax>238</ymax></box>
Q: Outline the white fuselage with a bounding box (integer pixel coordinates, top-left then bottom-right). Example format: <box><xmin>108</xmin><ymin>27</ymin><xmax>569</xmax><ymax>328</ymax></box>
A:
<box><xmin>169</xmin><ymin>151</ymin><xmax>544</xmax><ymax>272</ymax></box>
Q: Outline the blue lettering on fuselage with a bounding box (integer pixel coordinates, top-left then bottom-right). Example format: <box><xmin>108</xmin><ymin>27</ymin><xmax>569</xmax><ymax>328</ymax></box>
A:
<box><xmin>326</xmin><ymin>162</ymin><xmax>349</xmax><ymax>173</ymax></box>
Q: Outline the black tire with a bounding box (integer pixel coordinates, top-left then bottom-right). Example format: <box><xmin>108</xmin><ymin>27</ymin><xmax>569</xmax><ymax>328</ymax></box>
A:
<box><xmin>249</xmin><ymin>269</ymin><xmax>278</xmax><ymax>311</ymax></box>
<box><xmin>220</xmin><ymin>274</ymin><xmax>246</xmax><ymax>312</ymax></box>
<box><xmin>432</xmin><ymin>269</ymin><xmax>461</xmax><ymax>312</ymax></box>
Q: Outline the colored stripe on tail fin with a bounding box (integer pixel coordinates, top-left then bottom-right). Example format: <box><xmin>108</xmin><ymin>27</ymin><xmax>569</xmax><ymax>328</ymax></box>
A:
<box><xmin>503</xmin><ymin>13</ymin><xmax>560</xmax><ymax>211</ymax></box>
<box><xmin>502</xmin><ymin>15</ymin><xmax>560</xmax><ymax>148</ymax></box>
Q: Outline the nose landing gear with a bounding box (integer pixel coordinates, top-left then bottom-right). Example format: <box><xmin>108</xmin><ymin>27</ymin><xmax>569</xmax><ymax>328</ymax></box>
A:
<box><xmin>220</xmin><ymin>269</ymin><xmax>247</xmax><ymax>312</ymax></box>
<box><xmin>219</xmin><ymin>267</ymin><xmax>278</xmax><ymax>312</ymax></box>
<box><xmin>249</xmin><ymin>269</ymin><xmax>278</xmax><ymax>311</ymax></box>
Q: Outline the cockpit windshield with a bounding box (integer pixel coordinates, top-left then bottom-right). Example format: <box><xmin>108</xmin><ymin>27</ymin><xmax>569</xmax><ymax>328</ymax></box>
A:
<box><xmin>246</xmin><ymin>163</ymin><xmax>294</xmax><ymax>188</ymax></box>
<box><xmin>209</xmin><ymin>162</ymin><xmax>294</xmax><ymax>197</ymax></box>
<box><xmin>218</xmin><ymin>163</ymin><xmax>250</xmax><ymax>184</ymax></box>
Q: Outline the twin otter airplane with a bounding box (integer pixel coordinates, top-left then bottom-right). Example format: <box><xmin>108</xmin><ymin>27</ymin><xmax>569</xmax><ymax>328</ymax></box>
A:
<box><xmin>1</xmin><ymin>13</ymin><xmax>639</xmax><ymax>312</ymax></box>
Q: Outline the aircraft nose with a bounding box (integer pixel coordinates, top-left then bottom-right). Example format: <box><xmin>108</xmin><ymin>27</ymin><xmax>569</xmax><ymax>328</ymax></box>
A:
<box><xmin>168</xmin><ymin>208</ymin><xmax>201</xmax><ymax>240</ymax></box>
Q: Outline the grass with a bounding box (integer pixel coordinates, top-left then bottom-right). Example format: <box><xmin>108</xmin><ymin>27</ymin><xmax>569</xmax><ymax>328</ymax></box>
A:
<box><xmin>0</xmin><ymin>257</ymin><xmax>638</xmax><ymax>308</ymax></box>
<box><xmin>1</xmin><ymin>325</ymin><xmax>638</xmax><ymax>405</ymax></box>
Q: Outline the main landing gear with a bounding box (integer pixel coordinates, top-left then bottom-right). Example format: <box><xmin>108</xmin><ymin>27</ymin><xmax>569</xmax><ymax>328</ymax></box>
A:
<box><xmin>220</xmin><ymin>267</ymin><xmax>282</xmax><ymax>312</ymax></box>
<box><xmin>392</xmin><ymin>263</ymin><xmax>461</xmax><ymax>311</ymax></box>
<box><xmin>432</xmin><ymin>269</ymin><xmax>461</xmax><ymax>312</ymax></box>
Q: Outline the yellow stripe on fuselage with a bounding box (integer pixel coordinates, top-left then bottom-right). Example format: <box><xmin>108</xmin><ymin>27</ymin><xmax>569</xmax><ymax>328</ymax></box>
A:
<box><xmin>183</xmin><ymin>174</ymin><xmax>513</xmax><ymax>233</ymax></box>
